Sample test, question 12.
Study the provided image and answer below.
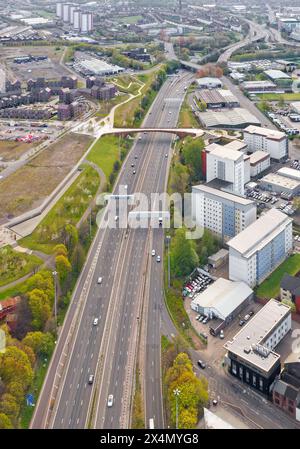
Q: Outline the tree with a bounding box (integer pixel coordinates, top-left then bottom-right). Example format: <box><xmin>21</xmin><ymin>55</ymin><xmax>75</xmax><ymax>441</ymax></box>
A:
<box><xmin>170</xmin><ymin>228</ymin><xmax>199</xmax><ymax>278</ymax></box>
<box><xmin>53</xmin><ymin>244</ymin><xmax>68</xmax><ymax>257</ymax></box>
<box><xmin>63</xmin><ymin>224</ymin><xmax>78</xmax><ymax>253</ymax></box>
<box><xmin>165</xmin><ymin>352</ymin><xmax>209</xmax><ymax>429</ymax></box>
<box><xmin>55</xmin><ymin>255</ymin><xmax>72</xmax><ymax>284</ymax></box>
<box><xmin>71</xmin><ymin>243</ymin><xmax>85</xmax><ymax>275</ymax></box>
<box><xmin>0</xmin><ymin>413</ymin><xmax>13</xmax><ymax>429</ymax></box>
<box><xmin>170</xmin><ymin>163</ymin><xmax>189</xmax><ymax>196</ymax></box>
<box><xmin>27</xmin><ymin>289</ymin><xmax>51</xmax><ymax>330</ymax></box>
<box><xmin>182</xmin><ymin>137</ymin><xmax>204</xmax><ymax>182</ymax></box>
<box><xmin>258</xmin><ymin>100</ymin><xmax>271</xmax><ymax>113</ymax></box>
<box><xmin>0</xmin><ymin>393</ymin><xmax>20</xmax><ymax>422</ymax></box>
<box><xmin>282</xmin><ymin>298</ymin><xmax>296</xmax><ymax>312</ymax></box>
<box><xmin>6</xmin><ymin>381</ymin><xmax>25</xmax><ymax>403</ymax></box>
<box><xmin>0</xmin><ymin>346</ymin><xmax>33</xmax><ymax>390</ymax></box>
<box><xmin>22</xmin><ymin>331</ymin><xmax>55</xmax><ymax>357</ymax></box>
<box><xmin>25</xmin><ymin>271</ymin><xmax>54</xmax><ymax>303</ymax></box>
<box><xmin>12</xmin><ymin>297</ymin><xmax>32</xmax><ymax>341</ymax></box>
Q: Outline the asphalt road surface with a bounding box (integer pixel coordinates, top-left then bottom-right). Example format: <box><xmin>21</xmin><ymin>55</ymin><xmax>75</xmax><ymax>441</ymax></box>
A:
<box><xmin>30</xmin><ymin>70</ymin><xmax>193</xmax><ymax>430</ymax></box>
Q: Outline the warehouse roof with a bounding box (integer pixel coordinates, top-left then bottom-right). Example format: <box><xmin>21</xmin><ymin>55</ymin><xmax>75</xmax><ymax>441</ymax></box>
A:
<box><xmin>191</xmin><ymin>278</ymin><xmax>253</xmax><ymax>321</ymax></box>
<box><xmin>198</xmin><ymin>108</ymin><xmax>260</xmax><ymax>128</ymax></box>
<box><xmin>261</xmin><ymin>172</ymin><xmax>300</xmax><ymax>190</ymax></box>
<box><xmin>224</xmin><ymin>299</ymin><xmax>291</xmax><ymax>373</ymax></box>
<box><xmin>244</xmin><ymin>125</ymin><xmax>286</xmax><ymax>141</ymax></box>
<box><xmin>278</xmin><ymin>167</ymin><xmax>300</xmax><ymax>181</ymax></box>
<box><xmin>227</xmin><ymin>208</ymin><xmax>292</xmax><ymax>257</ymax></box>
<box><xmin>264</xmin><ymin>69</ymin><xmax>291</xmax><ymax>80</ymax></box>
<box><xmin>193</xmin><ymin>183</ymin><xmax>254</xmax><ymax>206</ymax></box>
<box><xmin>197</xmin><ymin>89</ymin><xmax>239</xmax><ymax>105</ymax></box>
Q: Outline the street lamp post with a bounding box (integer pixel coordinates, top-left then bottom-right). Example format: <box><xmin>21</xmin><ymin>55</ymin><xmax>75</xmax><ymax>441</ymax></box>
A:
<box><xmin>173</xmin><ymin>388</ymin><xmax>180</xmax><ymax>429</ymax></box>
<box><xmin>166</xmin><ymin>235</ymin><xmax>171</xmax><ymax>288</ymax></box>
<box><xmin>52</xmin><ymin>270</ymin><xmax>58</xmax><ymax>330</ymax></box>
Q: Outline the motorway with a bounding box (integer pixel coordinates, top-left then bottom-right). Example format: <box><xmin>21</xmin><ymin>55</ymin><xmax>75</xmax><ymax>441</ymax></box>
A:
<box><xmin>31</xmin><ymin>70</ymin><xmax>193</xmax><ymax>430</ymax></box>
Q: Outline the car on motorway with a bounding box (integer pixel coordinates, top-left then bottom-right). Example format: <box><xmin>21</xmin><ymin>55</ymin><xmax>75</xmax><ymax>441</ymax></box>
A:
<box><xmin>93</xmin><ymin>318</ymin><xmax>99</xmax><ymax>326</ymax></box>
<box><xmin>138</xmin><ymin>136</ymin><xmax>142</xmax><ymax>140</ymax></box>
<box><xmin>97</xmin><ymin>277</ymin><xmax>103</xmax><ymax>284</ymax></box>
<box><xmin>88</xmin><ymin>374</ymin><xmax>94</xmax><ymax>385</ymax></box>
<box><xmin>134</xmin><ymin>155</ymin><xmax>138</xmax><ymax>159</ymax></box>
<box><xmin>197</xmin><ymin>360</ymin><xmax>206</xmax><ymax>369</ymax></box>
<box><xmin>131</xmin><ymin>163</ymin><xmax>135</xmax><ymax>167</ymax></box>
<box><xmin>133</xmin><ymin>170</ymin><xmax>136</xmax><ymax>174</ymax></box>
<box><xmin>239</xmin><ymin>320</ymin><xmax>245</xmax><ymax>326</ymax></box>
<box><xmin>151</xmin><ymin>249</ymin><xmax>156</xmax><ymax>256</ymax></box>
<box><xmin>107</xmin><ymin>394</ymin><xmax>114</xmax><ymax>407</ymax></box>
<box><xmin>165</xmin><ymin>153</ymin><xmax>168</xmax><ymax>158</ymax></box>
<box><xmin>156</xmin><ymin>255</ymin><xmax>161</xmax><ymax>262</ymax></box>
<box><xmin>115</xmin><ymin>215</ymin><xmax>119</xmax><ymax>221</ymax></box>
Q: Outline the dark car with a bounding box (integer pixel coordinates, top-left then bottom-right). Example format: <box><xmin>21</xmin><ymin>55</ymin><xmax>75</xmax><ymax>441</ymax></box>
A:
<box><xmin>249</xmin><ymin>310</ymin><xmax>255</xmax><ymax>316</ymax></box>
<box><xmin>197</xmin><ymin>360</ymin><xmax>206</xmax><ymax>369</ymax></box>
<box><xmin>239</xmin><ymin>320</ymin><xmax>245</xmax><ymax>326</ymax></box>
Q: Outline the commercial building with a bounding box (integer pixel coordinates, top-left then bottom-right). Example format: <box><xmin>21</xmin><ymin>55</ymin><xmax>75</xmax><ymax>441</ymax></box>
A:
<box><xmin>228</xmin><ymin>208</ymin><xmax>293</xmax><ymax>287</ymax></box>
<box><xmin>244</xmin><ymin>125</ymin><xmax>288</xmax><ymax>161</ymax></box>
<box><xmin>206</xmin><ymin>146</ymin><xmax>245</xmax><ymax>195</ymax></box>
<box><xmin>208</xmin><ymin>248</ymin><xmax>229</xmax><ymax>268</ymax></box>
<box><xmin>74</xmin><ymin>58</ymin><xmax>124</xmax><ymax>76</ymax></box>
<box><xmin>224</xmin><ymin>299</ymin><xmax>291</xmax><ymax>395</ymax></box>
<box><xmin>191</xmin><ymin>277</ymin><xmax>253</xmax><ymax>326</ymax></box>
<box><xmin>196</xmin><ymin>89</ymin><xmax>239</xmax><ymax>109</ymax></box>
<box><xmin>264</xmin><ymin>69</ymin><xmax>292</xmax><ymax>90</ymax></box>
<box><xmin>242</xmin><ymin>80</ymin><xmax>278</xmax><ymax>94</ymax></box>
<box><xmin>196</xmin><ymin>77</ymin><xmax>223</xmax><ymax>89</ymax></box>
<box><xmin>249</xmin><ymin>151</ymin><xmax>270</xmax><ymax>177</ymax></box>
<box><xmin>278</xmin><ymin>167</ymin><xmax>300</xmax><ymax>182</ymax></box>
<box><xmin>198</xmin><ymin>108</ymin><xmax>260</xmax><ymax>129</ymax></box>
<box><xmin>192</xmin><ymin>183</ymin><xmax>257</xmax><ymax>241</ymax></box>
<box><xmin>280</xmin><ymin>274</ymin><xmax>300</xmax><ymax>313</ymax></box>
<box><xmin>260</xmin><ymin>172</ymin><xmax>300</xmax><ymax>196</ymax></box>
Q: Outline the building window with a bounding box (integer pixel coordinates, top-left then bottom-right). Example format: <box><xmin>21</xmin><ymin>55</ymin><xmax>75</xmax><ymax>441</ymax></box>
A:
<box><xmin>239</xmin><ymin>366</ymin><xmax>243</xmax><ymax>379</ymax></box>
<box><xmin>232</xmin><ymin>362</ymin><xmax>237</xmax><ymax>375</ymax></box>
<box><xmin>253</xmin><ymin>374</ymin><xmax>256</xmax><ymax>387</ymax></box>
<box><xmin>259</xmin><ymin>379</ymin><xmax>263</xmax><ymax>391</ymax></box>
<box><xmin>246</xmin><ymin>370</ymin><xmax>250</xmax><ymax>383</ymax></box>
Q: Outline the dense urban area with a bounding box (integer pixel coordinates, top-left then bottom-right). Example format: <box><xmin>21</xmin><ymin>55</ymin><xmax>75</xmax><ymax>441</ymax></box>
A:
<box><xmin>0</xmin><ymin>0</ymin><xmax>300</xmax><ymax>433</ymax></box>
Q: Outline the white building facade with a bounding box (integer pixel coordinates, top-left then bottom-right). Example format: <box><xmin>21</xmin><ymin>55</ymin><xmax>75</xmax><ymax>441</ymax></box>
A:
<box><xmin>192</xmin><ymin>184</ymin><xmax>257</xmax><ymax>242</ymax></box>
<box><xmin>244</xmin><ymin>125</ymin><xmax>288</xmax><ymax>161</ymax></box>
<box><xmin>228</xmin><ymin>209</ymin><xmax>293</xmax><ymax>287</ymax></box>
<box><xmin>206</xmin><ymin>147</ymin><xmax>245</xmax><ymax>196</ymax></box>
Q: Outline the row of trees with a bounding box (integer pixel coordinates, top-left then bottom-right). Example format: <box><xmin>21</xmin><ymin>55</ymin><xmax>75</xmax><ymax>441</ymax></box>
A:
<box><xmin>0</xmin><ymin>326</ymin><xmax>54</xmax><ymax>428</ymax></box>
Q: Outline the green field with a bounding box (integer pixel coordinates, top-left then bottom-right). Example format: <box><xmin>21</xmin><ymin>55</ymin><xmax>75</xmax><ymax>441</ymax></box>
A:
<box><xmin>119</xmin><ymin>15</ymin><xmax>142</xmax><ymax>24</ymax></box>
<box><xmin>0</xmin><ymin>246</ymin><xmax>42</xmax><ymax>288</ymax></box>
<box><xmin>87</xmin><ymin>135</ymin><xmax>123</xmax><ymax>179</ymax></box>
<box><xmin>20</xmin><ymin>165</ymin><xmax>100</xmax><ymax>254</ymax></box>
<box><xmin>257</xmin><ymin>93</ymin><xmax>300</xmax><ymax>101</ymax></box>
<box><xmin>256</xmin><ymin>253</ymin><xmax>300</xmax><ymax>299</ymax></box>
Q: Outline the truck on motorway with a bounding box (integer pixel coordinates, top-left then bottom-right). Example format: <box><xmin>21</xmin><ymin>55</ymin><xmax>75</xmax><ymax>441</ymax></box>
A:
<box><xmin>149</xmin><ymin>418</ymin><xmax>154</xmax><ymax>429</ymax></box>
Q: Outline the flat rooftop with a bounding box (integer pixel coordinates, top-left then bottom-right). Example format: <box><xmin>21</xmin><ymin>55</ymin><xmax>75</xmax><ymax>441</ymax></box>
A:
<box><xmin>244</xmin><ymin>125</ymin><xmax>286</xmax><ymax>141</ymax></box>
<box><xmin>191</xmin><ymin>278</ymin><xmax>253</xmax><ymax>320</ymax></box>
<box><xmin>193</xmin><ymin>183</ymin><xmax>255</xmax><ymax>206</ymax></box>
<box><xmin>198</xmin><ymin>108</ymin><xmax>260</xmax><ymax>128</ymax></box>
<box><xmin>197</xmin><ymin>89</ymin><xmax>238</xmax><ymax>105</ymax></box>
<box><xmin>264</xmin><ymin>69</ymin><xmax>291</xmax><ymax>80</ymax></box>
<box><xmin>224</xmin><ymin>299</ymin><xmax>291</xmax><ymax>373</ymax></box>
<box><xmin>278</xmin><ymin>167</ymin><xmax>300</xmax><ymax>181</ymax></box>
<box><xmin>227</xmin><ymin>208</ymin><xmax>292</xmax><ymax>257</ymax></box>
<box><xmin>261</xmin><ymin>172</ymin><xmax>300</xmax><ymax>190</ymax></box>
<box><xmin>249</xmin><ymin>150</ymin><xmax>270</xmax><ymax>165</ymax></box>
<box><xmin>208</xmin><ymin>146</ymin><xmax>244</xmax><ymax>162</ymax></box>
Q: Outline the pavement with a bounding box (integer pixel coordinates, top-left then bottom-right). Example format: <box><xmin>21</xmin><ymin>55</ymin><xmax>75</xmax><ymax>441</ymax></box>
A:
<box><xmin>30</xmin><ymin>70</ymin><xmax>194</xmax><ymax>430</ymax></box>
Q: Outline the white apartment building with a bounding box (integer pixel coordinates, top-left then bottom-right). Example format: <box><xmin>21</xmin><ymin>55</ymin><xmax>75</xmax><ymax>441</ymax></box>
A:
<box><xmin>244</xmin><ymin>125</ymin><xmax>288</xmax><ymax>161</ymax></box>
<box><xmin>206</xmin><ymin>146</ymin><xmax>245</xmax><ymax>196</ymax></box>
<box><xmin>56</xmin><ymin>2</ymin><xmax>63</xmax><ymax>18</ymax></box>
<box><xmin>73</xmin><ymin>9</ymin><xmax>81</xmax><ymax>30</ymax></box>
<box><xmin>228</xmin><ymin>208</ymin><xmax>293</xmax><ymax>288</ymax></box>
<box><xmin>81</xmin><ymin>12</ymin><xmax>93</xmax><ymax>33</ymax></box>
<box><xmin>192</xmin><ymin>183</ymin><xmax>257</xmax><ymax>242</ymax></box>
<box><xmin>249</xmin><ymin>151</ymin><xmax>270</xmax><ymax>177</ymax></box>
<box><xmin>62</xmin><ymin>3</ymin><xmax>72</xmax><ymax>22</ymax></box>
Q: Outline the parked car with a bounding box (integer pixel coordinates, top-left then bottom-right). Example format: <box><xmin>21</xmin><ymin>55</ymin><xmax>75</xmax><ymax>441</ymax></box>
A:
<box><xmin>239</xmin><ymin>320</ymin><xmax>245</xmax><ymax>326</ymax></box>
<box><xmin>244</xmin><ymin>314</ymin><xmax>250</xmax><ymax>322</ymax></box>
<box><xmin>197</xmin><ymin>360</ymin><xmax>206</xmax><ymax>369</ymax></box>
<box><xmin>219</xmin><ymin>330</ymin><xmax>224</xmax><ymax>339</ymax></box>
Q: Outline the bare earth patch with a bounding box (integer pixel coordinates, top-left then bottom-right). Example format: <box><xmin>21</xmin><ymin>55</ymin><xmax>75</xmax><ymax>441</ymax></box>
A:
<box><xmin>0</xmin><ymin>133</ymin><xmax>93</xmax><ymax>223</ymax></box>
<box><xmin>0</xmin><ymin>140</ymin><xmax>39</xmax><ymax>162</ymax></box>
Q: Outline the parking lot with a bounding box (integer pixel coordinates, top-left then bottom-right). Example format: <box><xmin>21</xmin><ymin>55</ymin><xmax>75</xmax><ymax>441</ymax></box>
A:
<box><xmin>245</xmin><ymin>185</ymin><xmax>295</xmax><ymax>216</ymax></box>
<box><xmin>182</xmin><ymin>268</ymin><xmax>215</xmax><ymax>300</ymax></box>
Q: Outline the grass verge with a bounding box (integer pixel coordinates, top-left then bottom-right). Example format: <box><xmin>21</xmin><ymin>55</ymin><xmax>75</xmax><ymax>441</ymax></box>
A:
<box><xmin>0</xmin><ymin>246</ymin><xmax>42</xmax><ymax>288</ymax></box>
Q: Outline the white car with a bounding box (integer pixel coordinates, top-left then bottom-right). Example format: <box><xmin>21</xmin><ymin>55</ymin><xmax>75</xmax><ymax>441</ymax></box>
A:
<box><xmin>93</xmin><ymin>318</ymin><xmax>99</xmax><ymax>326</ymax></box>
<box><xmin>97</xmin><ymin>277</ymin><xmax>102</xmax><ymax>284</ymax></box>
<box><xmin>151</xmin><ymin>249</ymin><xmax>156</xmax><ymax>256</ymax></box>
<box><xmin>219</xmin><ymin>330</ymin><xmax>224</xmax><ymax>339</ymax></box>
<box><xmin>156</xmin><ymin>255</ymin><xmax>161</xmax><ymax>262</ymax></box>
<box><xmin>107</xmin><ymin>394</ymin><xmax>114</xmax><ymax>407</ymax></box>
